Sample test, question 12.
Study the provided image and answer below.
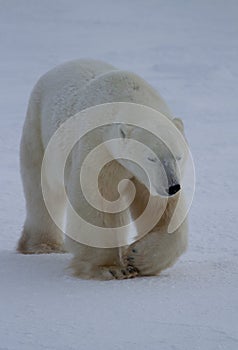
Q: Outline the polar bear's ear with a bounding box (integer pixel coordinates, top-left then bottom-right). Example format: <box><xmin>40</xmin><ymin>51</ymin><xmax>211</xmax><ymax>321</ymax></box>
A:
<box><xmin>173</xmin><ymin>118</ymin><xmax>184</xmax><ymax>133</ymax></box>
<box><xmin>118</xmin><ymin>123</ymin><xmax>133</xmax><ymax>139</ymax></box>
<box><xmin>119</xmin><ymin>124</ymin><xmax>127</xmax><ymax>139</ymax></box>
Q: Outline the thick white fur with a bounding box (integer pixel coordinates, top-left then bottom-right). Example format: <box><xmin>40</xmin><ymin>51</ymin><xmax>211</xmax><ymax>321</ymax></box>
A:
<box><xmin>18</xmin><ymin>59</ymin><xmax>188</xmax><ymax>280</ymax></box>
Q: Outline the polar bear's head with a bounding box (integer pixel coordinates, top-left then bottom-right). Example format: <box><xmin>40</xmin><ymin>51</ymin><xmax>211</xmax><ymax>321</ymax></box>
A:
<box><xmin>104</xmin><ymin>118</ymin><xmax>187</xmax><ymax>197</ymax></box>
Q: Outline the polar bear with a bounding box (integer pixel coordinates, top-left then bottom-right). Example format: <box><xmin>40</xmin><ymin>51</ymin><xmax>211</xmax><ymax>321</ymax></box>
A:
<box><xmin>18</xmin><ymin>59</ymin><xmax>188</xmax><ymax>280</ymax></box>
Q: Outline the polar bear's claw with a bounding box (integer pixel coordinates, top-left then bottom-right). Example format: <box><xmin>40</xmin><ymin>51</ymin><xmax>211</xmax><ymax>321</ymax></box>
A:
<box><xmin>18</xmin><ymin>239</ymin><xmax>66</xmax><ymax>254</ymax></box>
<box><xmin>125</xmin><ymin>256</ymin><xmax>135</xmax><ymax>263</ymax></box>
<box><xmin>26</xmin><ymin>243</ymin><xmax>66</xmax><ymax>254</ymax></box>
<box><xmin>106</xmin><ymin>265</ymin><xmax>139</xmax><ymax>279</ymax></box>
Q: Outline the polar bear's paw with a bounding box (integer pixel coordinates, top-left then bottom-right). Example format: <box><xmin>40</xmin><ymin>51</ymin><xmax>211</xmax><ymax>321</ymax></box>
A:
<box><xmin>101</xmin><ymin>265</ymin><xmax>139</xmax><ymax>280</ymax></box>
<box><xmin>18</xmin><ymin>242</ymin><xmax>66</xmax><ymax>254</ymax></box>
<box><xmin>22</xmin><ymin>242</ymin><xmax>66</xmax><ymax>254</ymax></box>
<box><xmin>17</xmin><ymin>231</ymin><xmax>66</xmax><ymax>254</ymax></box>
<box><xmin>71</xmin><ymin>258</ymin><xmax>139</xmax><ymax>280</ymax></box>
<box><xmin>122</xmin><ymin>247</ymin><xmax>142</xmax><ymax>266</ymax></box>
<box><xmin>122</xmin><ymin>247</ymin><xmax>149</xmax><ymax>274</ymax></box>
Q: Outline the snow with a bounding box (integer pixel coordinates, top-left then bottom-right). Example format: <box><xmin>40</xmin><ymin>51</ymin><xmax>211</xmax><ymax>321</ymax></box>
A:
<box><xmin>0</xmin><ymin>0</ymin><xmax>238</xmax><ymax>349</ymax></box>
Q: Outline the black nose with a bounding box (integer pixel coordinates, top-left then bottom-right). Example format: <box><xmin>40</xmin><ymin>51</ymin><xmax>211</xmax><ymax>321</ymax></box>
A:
<box><xmin>168</xmin><ymin>184</ymin><xmax>181</xmax><ymax>195</ymax></box>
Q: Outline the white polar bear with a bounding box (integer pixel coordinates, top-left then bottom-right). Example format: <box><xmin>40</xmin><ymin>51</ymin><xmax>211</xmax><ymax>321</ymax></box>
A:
<box><xmin>18</xmin><ymin>59</ymin><xmax>188</xmax><ymax>280</ymax></box>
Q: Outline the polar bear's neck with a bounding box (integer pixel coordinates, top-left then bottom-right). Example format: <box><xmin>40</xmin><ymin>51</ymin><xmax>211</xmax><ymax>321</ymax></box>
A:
<box><xmin>98</xmin><ymin>160</ymin><xmax>174</xmax><ymax>231</ymax></box>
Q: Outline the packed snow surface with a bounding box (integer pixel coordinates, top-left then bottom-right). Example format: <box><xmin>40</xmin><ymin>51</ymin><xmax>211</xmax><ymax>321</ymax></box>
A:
<box><xmin>0</xmin><ymin>1</ymin><xmax>237</xmax><ymax>349</ymax></box>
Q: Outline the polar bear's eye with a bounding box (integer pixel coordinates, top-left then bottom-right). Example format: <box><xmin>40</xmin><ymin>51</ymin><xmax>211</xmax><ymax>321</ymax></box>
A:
<box><xmin>120</xmin><ymin>128</ymin><xmax>126</xmax><ymax>139</ymax></box>
<box><xmin>147</xmin><ymin>156</ymin><xmax>157</xmax><ymax>163</ymax></box>
<box><xmin>176</xmin><ymin>156</ymin><xmax>182</xmax><ymax>161</ymax></box>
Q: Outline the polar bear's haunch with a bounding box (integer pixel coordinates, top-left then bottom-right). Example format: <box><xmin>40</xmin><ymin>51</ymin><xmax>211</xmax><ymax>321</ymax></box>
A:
<box><xmin>18</xmin><ymin>59</ymin><xmax>188</xmax><ymax>280</ymax></box>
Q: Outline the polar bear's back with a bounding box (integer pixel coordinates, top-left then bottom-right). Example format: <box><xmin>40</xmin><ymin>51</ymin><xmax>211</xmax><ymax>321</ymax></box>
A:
<box><xmin>37</xmin><ymin>59</ymin><xmax>117</xmax><ymax>97</ymax></box>
<box><xmin>29</xmin><ymin>59</ymin><xmax>117</xmax><ymax>145</ymax></box>
<box><xmin>28</xmin><ymin>59</ymin><xmax>170</xmax><ymax>147</ymax></box>
<box><xmin>76</xmin><ymin>68</ymin><xmax>171</xmax><ymax>116</ymax></box>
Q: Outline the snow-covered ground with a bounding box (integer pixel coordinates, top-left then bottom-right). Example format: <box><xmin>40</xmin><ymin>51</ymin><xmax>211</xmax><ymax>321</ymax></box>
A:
<box><xmin>1</xmin><ymin>1</ymin><xmax>238</xmax><ymax>349</ymax></box>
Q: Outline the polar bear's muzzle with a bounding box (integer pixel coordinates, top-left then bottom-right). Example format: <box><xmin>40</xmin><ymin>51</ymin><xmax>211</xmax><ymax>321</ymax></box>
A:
<box><xmin>167</xmin><ymin>184</ymin><xmax>181</xmax><ymax>196</ymax></box>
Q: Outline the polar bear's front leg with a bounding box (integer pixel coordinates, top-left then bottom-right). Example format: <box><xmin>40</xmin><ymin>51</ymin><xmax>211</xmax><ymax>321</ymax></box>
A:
<box><xmin>122</xmin><ymin>221</ymin><xmax>188</xmax><ymax>276</ymax></box>
<box><xmin>17</xmin><ymin>123</ymin><xmax>66</xmax><ymax>254</ymax></box>
<box><xmin>66</xmin><ymin>237</ymin><xmax>138</xmax><ymax>280</ymax></box>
